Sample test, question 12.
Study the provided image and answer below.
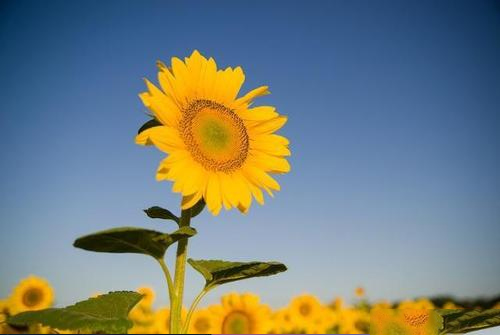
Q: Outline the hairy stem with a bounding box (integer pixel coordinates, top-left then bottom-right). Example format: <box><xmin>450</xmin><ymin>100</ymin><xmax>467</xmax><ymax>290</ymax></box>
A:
<box><xmin>170</xmin><ymin>207</ymin><xmax>191</xmax><ymax>333</ymax></box>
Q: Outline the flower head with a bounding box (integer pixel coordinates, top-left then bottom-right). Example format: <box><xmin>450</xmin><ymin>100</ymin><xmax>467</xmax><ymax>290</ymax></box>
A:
<box><xmin>136</xmin><ymin>50</ymin><xmax>290</xmax><ymax>215</ymax></box>
<box><xmin>8</xmin><ymin>275</ymin><xmax>54</xmax><ymax>314</ymax></box>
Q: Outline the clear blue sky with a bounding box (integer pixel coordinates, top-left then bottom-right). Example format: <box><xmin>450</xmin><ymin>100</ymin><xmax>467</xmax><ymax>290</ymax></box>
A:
<box><xmin>1</xmin><ymin>0</ymin><xmax>499</xmax><ymax>309</ymax></box>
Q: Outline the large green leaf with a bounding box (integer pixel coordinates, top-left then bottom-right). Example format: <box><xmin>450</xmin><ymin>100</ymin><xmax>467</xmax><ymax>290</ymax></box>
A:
<box><xmin>188</xmin><ymin>259</ymin><xmax>287</xmax><ymax>289</ymax></box>
<box><xmin>144</xmin><ymin>206</ymin><xmax>180</xmax><ymax>224</ymax></box>
<box><xmin>438</xmin><ymin>309</ymin><xmax>500</xmax><ymax>334</ymax></box>
<box><xmin>7</xmin><ymin>291</ymin><xmax>142</xmax><ymax>334</ymax></box>
<box><xmin>138</xmin><ymin>118</ymin><xmax>162</xmax><ymax>134</ymax></box>
<box><xmin>73</xmin><ymin>226</ymin><xmax>196</xmax><ymax>259</ymax></box>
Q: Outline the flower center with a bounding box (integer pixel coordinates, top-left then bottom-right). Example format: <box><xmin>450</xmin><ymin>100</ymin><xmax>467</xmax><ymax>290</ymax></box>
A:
<box><xmin>222</xmin><ymin>311</ymin><xmax>252</xmax><ymax>334</ymax></box>
<box><xmin>22</xmin><ymin>287</ymin><xmax>43</xmax><ymax>307</ymax></box>
<box><xmin>179</xmin><ymin>99</ymin><xmax>249</xmax><ymax>172</ymax></box>
<box><xmin>402</xmin><ymin>310</ymin><xmax>429</xmax><ymax>327</ymax></box>
<box><xmin>194</xmin><ymin>317</ymin><xmax>211</xmax><ymax>333</ymax></box>
<box><xmin>299</xmin><ymin>303</ymin><xmax>312</xmax><ymax>316</ymax></box>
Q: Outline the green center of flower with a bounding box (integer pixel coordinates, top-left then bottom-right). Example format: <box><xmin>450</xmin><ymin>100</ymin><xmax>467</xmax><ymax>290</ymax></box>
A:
<box><xmin>222</xmin><ymin>311</ymin><xmax>252</xmax><ymax>334</ymax></box>
<box><xmin>180</xmin><ymin>99</ymin><xmax>249</xmax><ymax>172</ymax></box>
<box><xmin>22</xmin><ymin>288</ymin><xmax>43</xmax><ymax>307</ymax></box>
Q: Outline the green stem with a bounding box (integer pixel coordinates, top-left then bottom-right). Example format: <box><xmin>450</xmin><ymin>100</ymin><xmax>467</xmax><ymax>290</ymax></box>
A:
<box><xmin>157</xmin><ymin>258</ymin><xmax>174</xmax><ymax>308</ymax></box>
<box><xmin>181</xmin><ymin>287</ymin><xmax>212</xmax><ymax>334</ymax></box>
<box><xmin>170</xmin><ymin>207</ymin><xmax>192</xmax><ymax>334</ymax></box>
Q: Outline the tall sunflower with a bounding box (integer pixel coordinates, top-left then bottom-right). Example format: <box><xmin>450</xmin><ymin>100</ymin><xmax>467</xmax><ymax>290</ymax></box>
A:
<box><xmin>136</xmin><ymin>50</ymin><xmax>290</xmax><ymax>215</ymax></box>
<box><xmin>8</xmin><ymin>276</ymin><xmax>54</xmax><ymax>314</ymax></box>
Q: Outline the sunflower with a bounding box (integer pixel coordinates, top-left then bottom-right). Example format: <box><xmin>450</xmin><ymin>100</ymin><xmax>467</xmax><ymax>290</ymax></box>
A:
<box><xmin>188</xmin><ymin>307</ymin><xmax>220</xmax><ymax>334</ymax></box>
<box><xmin>355</xmin><ymin>286</ymin><xmax>365</xmax><ymax>298</ymax></box>
<box><xmin>338</xmin><ymin>308</ymin><xmax>370</xmax><ymax>334</ymax></box>
<box><xmin>136</xmin><ymin>50</ymin><xmax>290</xmax><ymax>215</ymax></box>
<box><xmin>288</xmin><ymin>294</ymin><xmax>325</xmax><ymax>332</ymax></box>
<box><xmin>270</xmin><ymin>308</ymin><xmax>295</xmax><ymax>334</ymax></box>
<box><xmin>209</xmin><ymin>292</ymin><xmax>272</xmax><ymax>334</ymax></box>
<box><xmin>8</xmin><ymin>276</ymin><xmax>54</xmax><ymax>314</ymax></box>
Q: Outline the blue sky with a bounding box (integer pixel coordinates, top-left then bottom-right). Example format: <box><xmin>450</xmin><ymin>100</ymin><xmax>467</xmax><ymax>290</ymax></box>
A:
<box><xmin>1</xmin><ymin>0</ymin><xmax>499</xmax><ymax>310</ymax></box>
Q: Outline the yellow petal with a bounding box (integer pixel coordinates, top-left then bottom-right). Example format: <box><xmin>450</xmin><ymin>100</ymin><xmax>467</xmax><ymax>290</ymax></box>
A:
<box><xmin>232</xmin><ymin>85</ymin><xmax>270</xmax><ymax>108</ymax></box>
<box><xmin>182</xmin><ymin>191</ymin><xmax>203</xmax><ymax>210</ymax></box>
<box><xmin>140</xmin><ymin>126</ymin><xmax>184</xmax><ymax>153</ymax></box>
<box><xmin>141</xmin><ymin>79</ymin><xmax>181</xmax><ymax>127</ymax></box>
<box><xmin>250</xmin><ymin>152</ymin><xmax>291</xmax><ymax>173</ymax></box>
<box><xmin>250</xmin><ymin>136</ymin><xmax>291</xmax><ymax>157</ymax></box>
<box><xmin>248</xmin><ymin>115</ymin><xmax>287</xmax><ymax>135</ymax></box>
<box><xmin>238</xmin><ymin>106</ymin><xmax>278</xmax><ymax>121</ymax></box>
<box><xmin>199</xmin><ymin>57</ymin><xmax>217</xmax><ymax>100</ymax></box>
<box><xmin>205</xmin><ymin>173</ymin><xmax>222</xmax><ymax>215</ymax></box>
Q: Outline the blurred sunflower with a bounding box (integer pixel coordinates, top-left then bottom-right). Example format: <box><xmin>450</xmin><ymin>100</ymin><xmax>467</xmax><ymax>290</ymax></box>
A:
<box><xmin>355</xmin><ymin>287</ymin><xmax>365</xmax><ymax>298</ymax></box>
<box><xmin>136</xmin><ymin>50</ymin><xmax>290</xmax><ymax>215</ymax></box>
<box><xmin>8</xmin><ymin>276</ymin><xmax>54</xmax><ymax>314</ymax></box>
<box><xmin>188</xmin><ymin>307</ymin><xmax>219</xmax><ymax>334</ymax></box>
<box><xmin>210</xmin><ymin>292</ymin><xmax>272</xmax><ymax>334</ymax></box>
<box><xmin>288</xmin><ymin>294</ymin><xmax>324</xmax><ymax>332</ymax></box>
<box><xmin>338</xmin><ymin>308</ymin><xmax>370</xmax><ymax>334</ymax></box>
<box><xmin>270</xmin><ymin>308</ymin><xmax>294</xmax><ymax>334</ymax></box>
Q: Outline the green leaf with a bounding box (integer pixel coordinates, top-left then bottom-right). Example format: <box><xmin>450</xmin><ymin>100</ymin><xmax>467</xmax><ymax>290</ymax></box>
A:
<box><xmin>138</xmin><ymin>118</ymin><xmax>162</xmax><ymax>134</ymax></box>
<box><xmin>189</xmin><ymin>199</ymin><xmax>206</xmax><ymax>218</ymax></box>
<box><xmin>73</xmin><ymin>226</ymin><xmax>196</xmax><ymax>259</ymax></box>
<box><xmin>144</xmin><ymin>206</ymin><xmax>180</xmax><ymax>224</ymax></box>
<box><xmin>438</xmin><ymin>309</ymin><xmax>500</xmax><ymax>334</ymax></box>
<box><xmin>188</xmin><ymin>259</ymin><xmax>287</xmax><ymax>289</ymax></box>
<box><xmin>7</xmin><ymin>291</ymin><xmax>142</xmax><ymax>334</ymax></box>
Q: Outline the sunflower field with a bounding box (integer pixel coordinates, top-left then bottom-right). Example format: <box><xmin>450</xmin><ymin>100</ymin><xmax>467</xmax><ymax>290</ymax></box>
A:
<box><xmin>2</xmin><ymin>275</ymin><xmax>500</xmax><ymax>334</ymax></box>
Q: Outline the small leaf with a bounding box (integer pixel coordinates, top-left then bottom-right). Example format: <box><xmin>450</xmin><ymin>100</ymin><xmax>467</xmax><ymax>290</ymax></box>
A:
<box><xmin>7</xmin><ymin>291</ymin><xmax>142</xmax><ymax>334</ymax></box>
<box><xmin>138</xmin><ymin>118</ymin><xmax>162</xmax><ymax>134</ymax></box>
<box><xmin>144</xmin><ymin>206</ymin><xmax>180</xmax><ymax>224</ymax></box>
<box><xmin>74</xmin><ymin>226</ymin><xmax>196</xmax><ymax>259</ymax></box>
<box><xmin>188</xmin><ymin>259</ymin><xmax>287</xmax><ymax>289</ymax></box>
<box><xmin>190</xmin><ymin>199</ymin><xmax>206</xmax><ymax>218</ymax></box>
<box><xmin>438</xmin><ymin>309</ymin><xmax>500</xmax><ymax>334</ymax></box>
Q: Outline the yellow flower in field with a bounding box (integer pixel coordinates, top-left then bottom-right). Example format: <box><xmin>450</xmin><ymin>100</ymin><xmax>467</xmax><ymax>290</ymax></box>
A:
<box><xmin>188</xmin><ymin>307</ymin><xmax>219</xmax><ymax>334</ymax></box>
<box><xmin>355</xmin><ymin>287</ymin><xmax>365</xmax><ymax>298</ymax></box>
<box><xmin>154</xmin><ymin>307</ymin><xmax>187</xmax><ymax>334</ymax></box>
<box><xmin>271</xmin><ymin>308</ymin><xmax>294</xmax><ymax>333</ymax></box>
<box><xmin>329</xmin><ymin>296</ymin><xmax>344</xmax><ymax>310</ymax></box>
<box><xmin>136</xmin><ymin>50</ymin><xmax>290</xmax><ymax>215</ymax></box>
<box><xmin>8</xmin><ymin>276</ymin><xmax>54</xmax><ymax>314</ymax></box>
<box><xmin>338</xmin><ymin>308</ymin><xmax>370</xmax><ymax>334</ymax></box>
<box><xmin>210</xmin><ymin>292</ymin><xmax>272</xmax><ymax>334</ymax></box>
<box><xmin>370</xmin><ymin>309</ymin><xmax>442</xmax><ymax>335</ymax></box>
<box><xmin>288</xmin><ymin>294</ymin><xmax>326</xmax><ymax>333</ymax></box>
<box><xmin>137</xmin><ymin>286</ymin><xmax>156</xmax><ymax>307</ymax></box>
